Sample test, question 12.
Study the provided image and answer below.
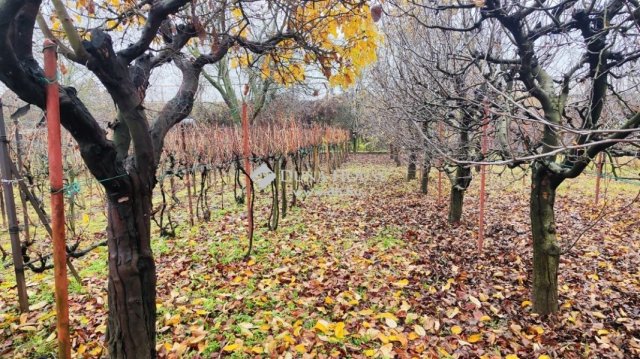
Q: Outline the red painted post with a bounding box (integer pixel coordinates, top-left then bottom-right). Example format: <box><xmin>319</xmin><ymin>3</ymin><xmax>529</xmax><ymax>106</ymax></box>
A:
<box><xmin>595</xmin><ymin>153</ymin><xmax>604</xmax><ymax>205</ymax></box>
<box><xmin>478</xmin><ymin>100</ymin><xmax>489</xmax><ymax>252</ymax></box>
<box><xmin>43</xmin><ymin>39</ymin><xmax>71</xmax><ymax>359</ymax></box>
<box><xmin>241</xmin><ymin>100</ymin><xmax>254</xmax><ymax>256</ymax></box>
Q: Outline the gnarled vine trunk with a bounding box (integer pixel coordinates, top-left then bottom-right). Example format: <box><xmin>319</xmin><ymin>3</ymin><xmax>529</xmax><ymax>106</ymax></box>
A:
<box><xmin>105</xmin><ymin>175</ymin><xmax>156</xmax><ymax>358</ymax></box>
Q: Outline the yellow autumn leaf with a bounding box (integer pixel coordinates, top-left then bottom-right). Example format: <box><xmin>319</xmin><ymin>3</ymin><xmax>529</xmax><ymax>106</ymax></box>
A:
<box><xmin>314</xmin><ymin>319</ymin><xmax>330</xmax><ymax>334</ymax></box>
<box><xmin>531</xmin><ymin>325</ymin><xmax>544</xmax><ymax>335</ymax></box>
<box><xmin>231</xmin><ymin>8</ymin><xmax>243</xmax><ymax>19</ymax></box>
<box><xmin>521</xmin><ymin>300</ymin><xmax>533</xmax><ymax>308</ymax></box>
<box><xmin>222</xmin><ymin>343</ymin><xmax>240</xmax><ymax>352</ymax></box>
<box><xmin>597</xmin><ymin>329</ymin><xmax>610</xmax><ymax>336</ymax></box>
<box><xmin>377</xmin><ymin>333</ymin><xmax>389</xmax><ymax>344</ymax></box>
<box><xmin>52</xmin><ymin>19</ymin><xmax>62</xmax><ymax>31</ymax></box>
<box><xmin>467</xmin><ymin>333</ymin><xmax>482</xmax><ymax>343</ymax></box>
<box><xmin>394</xmin><ymin>279</ymin><xmax>409</xmax><ymax>287</ymax></box>
<box><xmin>89</xmin><ymin>347</ymin><xmax>102</xmax><ymax>356</ymax></box>
<box><xmin>505</xmin><ymin>355</ymin><xmax>519</xmax><ymax>359</ymax></box>
<box><xmin>334</xmin><ymin>322</ymin><xmax>347</xmax><ymax>339</ymax></box>
<box><xmin>480</xmin><ymin>315</ymin><xmax>491</xmax><ymax>322</ymax></box>
<box><xmin>375</xmin><ymin>312</ymin><xmax>398</xmax><ymax>321</ymax></box>
<box><xmin>164</xmin><ymin>314</ymin><xmax>180</xmax><ymax>326</ymax></box>
<box><xmin>294</xmin><ymin>344</ymin><xmax>306</xmax><ymax>353</ymax></box>
<box><xmin>364</xmin><ymin>348</ymin><xmax>376</xmax><ymax>357</ymax></box>
<box><xmin>537</xmin><ymin>355</ymin><xmax>551</xmax><ymax>359</ymax></box>
<box><xmin>77</xmin><ymin>344</ymin><xmax>87</xmax><ymax>355</ymax></box>
<box><xmin>325</xmin><ymin>296</ymin><xmax>335</xmax><ymax>305</ymax></box>
<box><xmin>451</xmin><ymin>325</ymin><xmax>462</xmax><ymax>335</ymax></box>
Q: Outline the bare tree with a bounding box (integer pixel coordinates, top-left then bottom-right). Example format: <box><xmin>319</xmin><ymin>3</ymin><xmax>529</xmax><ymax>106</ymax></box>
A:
<box><xmin>385</xmin><ymin>0</ymin><xmax>640</xmax><ymax>315</ymax></box>
<box><xmin>0</xmin><ymin>1</ymin><xmax>378</xmax><ymax>356</ymax></box>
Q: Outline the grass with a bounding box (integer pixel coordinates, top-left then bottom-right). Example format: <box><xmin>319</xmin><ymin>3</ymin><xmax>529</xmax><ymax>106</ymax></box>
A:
<box><xmin>369</xmin><ymin>226</ymin><xmax>403</xmax><ymax>250</ymax></box>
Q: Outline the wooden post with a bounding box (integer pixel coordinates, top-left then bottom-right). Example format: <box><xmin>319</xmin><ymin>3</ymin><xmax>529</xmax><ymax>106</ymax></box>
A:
<box><xmin>13</xmin><ymin>119</ymin><xmax>30</xmax><ymax>243</ymax></box>
<box><xmin>43</xmin><ymin>39</ymin><xmax>71</xmax><ymax>359</ymax></box>
<box><xmin>478</xmin><ymin>100</ymin><xmax>489</xmax><ymax>252</ymax></box>
<box><xmin>180</xmin><ymin>125</ymin><xmax>194</xmax><ymax>226</ymax></box>
<box><xmin>241</xmin><ymin>101</ymin><xmax>253</xmax><ymax>258</ymax></box>
<box><xmin>0</xmin><ymin>100</ymin><xmax>29</xmax><ymax>313</ymax></box>
<box><xmin>0</xmin><ymin>186</ymin><xmax>6</xmax><ymax>228</ymax></box>
<box><xmin>313</xmin><ymin>145</ymin><xmax>319</xmax><ymax>181</ymax></box>
<box><xmin>595</xmin><ymin>153</ymin><xmax>604</xmax><ymax>205</ymax></box>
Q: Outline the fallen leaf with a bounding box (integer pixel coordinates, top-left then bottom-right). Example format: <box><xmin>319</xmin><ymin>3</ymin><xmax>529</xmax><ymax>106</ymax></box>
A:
<box><xmin>467</xmin><ymin>333</ymin><xmax>482</xmax><ymax>343</ymax></box>
<box><xmin>414</xmin><ymin>324</ymin><xmax>426</xmax><ymax>337</ymax></box>
<box><xmin>451</xmin><ymin>325</ymin><xmax>463</xmax><ymax>335</ymax></box>
<box><xmin>334</xmin><ymin>322</ymin><xmax>347</xmax><ymax>339</ymax></box>
<box><xmin>222</xmin><ymin>343</ymin><xmax>239</xmax><ymax>352</ymax></box>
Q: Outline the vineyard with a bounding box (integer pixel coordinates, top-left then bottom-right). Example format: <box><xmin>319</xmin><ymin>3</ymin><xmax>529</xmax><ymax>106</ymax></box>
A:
<box><xmin>0</xmin><ymin>114</ymin><xmax>351</xmax><ymax>272</ymax></box>
<box><xmin>1</xmin><ymin>1</ymin><xmax>640</xmax><ymax>359</ymax></box>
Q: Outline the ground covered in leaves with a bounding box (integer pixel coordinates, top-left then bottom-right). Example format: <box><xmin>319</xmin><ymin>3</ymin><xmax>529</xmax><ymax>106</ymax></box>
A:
<box><xmin>1</xmin><ymin>154</ymin><xmax>639</xmax><ymax>358</ymax></box>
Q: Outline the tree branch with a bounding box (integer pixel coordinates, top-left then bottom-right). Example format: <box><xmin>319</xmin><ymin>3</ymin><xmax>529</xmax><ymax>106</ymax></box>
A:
<box><xmin>118</xmin><ymin>0</ymin><xmax>191</xmax><ymax>64</ymax></box>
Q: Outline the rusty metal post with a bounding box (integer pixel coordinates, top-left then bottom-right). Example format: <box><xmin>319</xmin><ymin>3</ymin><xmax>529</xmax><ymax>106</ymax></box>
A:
<box><xmin>0</xmin><ymin>100</ymin><xmax>29</xmax><ymax>313</ymax></box>
<box><xmin>43</xmin><ymin>39</ymin><xmax>71</xmax><ymax>359</ymax></box>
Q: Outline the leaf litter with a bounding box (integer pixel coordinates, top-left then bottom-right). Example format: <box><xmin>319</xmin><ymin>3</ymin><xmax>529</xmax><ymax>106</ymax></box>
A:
<box><xmin>0</xmin><ymin>154</ymin><xmax>638</xmax><ymax>358</ymax></box>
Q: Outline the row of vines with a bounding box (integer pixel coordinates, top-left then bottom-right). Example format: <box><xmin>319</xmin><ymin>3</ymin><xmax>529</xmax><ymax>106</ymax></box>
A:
<box><xmin>0</xmin><ymin>116</ymin><xmax>350</xmax><ymax>302</ymax></box>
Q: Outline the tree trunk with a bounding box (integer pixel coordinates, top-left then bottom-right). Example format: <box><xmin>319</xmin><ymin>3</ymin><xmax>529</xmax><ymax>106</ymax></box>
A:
<box><xmin>448</xmin><ymin>186</ymin><xmax>464</xmax><ymax>224</ymax></box>
<box><xmin>421</xmin><ymin>161</ymin><xmax>431</xmax><ymax>195</ymax></box>
<box><xmin>407</xmin><ymin>151</ymin><xmax>417</xmax><ymax>181</ymax></box>
<box><xmin>530</xmin><ymin>166</ymin><xmax>560</xmax><ymax>315</ymax></box>
<box><xmin>448</xmin><ymin>165</ymin><xmax>471</xmax><ymax>224</ymax></box>
<box><xmin>106</xmin><ymin>180</ymin><xmax>156</xmax><ymax>358</ymax></box>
